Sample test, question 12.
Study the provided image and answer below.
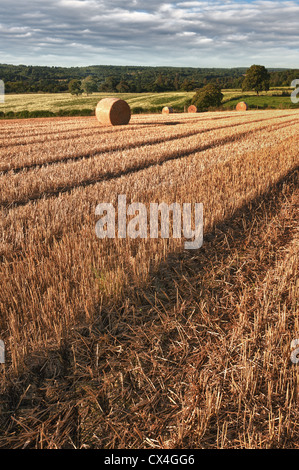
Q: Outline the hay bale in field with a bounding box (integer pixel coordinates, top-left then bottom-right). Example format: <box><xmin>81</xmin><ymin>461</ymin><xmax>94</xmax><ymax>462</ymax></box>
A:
<box><xmin>188</xmin><ymin>105</ymin><xmax>197</xmax><ymax>113</ymax></box>
<box><xmin>95</xmin><ymin>97</ymin><xmax>131</xmax><ymax>126</ymax></box>
<box><xmin>236</xmin><ymin>101</ymin><xmax>248</xmax><ymax>111</ymax></box>
<box><xmin>162</xmin><ymin>106</ymin><xmax>174</xmax><ymax>115</ymax></box>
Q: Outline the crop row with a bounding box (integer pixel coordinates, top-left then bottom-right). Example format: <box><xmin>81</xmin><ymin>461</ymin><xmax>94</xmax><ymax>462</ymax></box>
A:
<box><xmin>0</xmin><ymin>118</ymin><xmax>298</xmax><ymax>208</ymax></box>
<box><xmin>0</xmin><ymin>112</ymin><xmax>296</xmax><ymax>173</ymax></box>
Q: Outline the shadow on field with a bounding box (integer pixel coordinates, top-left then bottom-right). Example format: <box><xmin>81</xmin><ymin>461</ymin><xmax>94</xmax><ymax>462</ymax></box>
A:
<box><xmin>100</xmin><ymin>164</ymin><xmax>298</xmax><ymax>331</ymax></box>
<box><xmin>0</xmin><ymin>165</ymin><xmax>298</xmax><ymax>448</ymax></box>
<box><xmin>142</xmin><ymin>121</ymin><xmax>182</xmax><ymax>126</ymax></box>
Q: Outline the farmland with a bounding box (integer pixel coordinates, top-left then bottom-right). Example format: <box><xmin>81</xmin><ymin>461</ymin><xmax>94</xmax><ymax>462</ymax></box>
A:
<box><xmin>0</xmin><ymin>92</ymin><xmax>194</xmax><ymax>115</ymax></box>
<box><xmin>0</xmin><ymin>109</ymin><xmax>298</xmax><ymax>448</ymax></box>
<box><xmin>1</xmin><ymin>88</ymin><xmax>297</xmax><ymax>119</ymax></box>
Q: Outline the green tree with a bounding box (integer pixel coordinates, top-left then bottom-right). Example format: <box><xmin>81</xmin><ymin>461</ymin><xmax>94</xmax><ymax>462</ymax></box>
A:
<box><xmin>68</xmin><ymin>79</ymin><xmax>82</xmax><ymax>96</ymax></box>
<box><xmin>242</xmin><ymin>65</ymin><xmax>270</xmax><ymax>95</ymax></box>
<box><xmin>81</xmin><ymin>76</ymin><xmax>98</xmax><ymax>95</ymax></box>
<box><xmin>151</xmin><ymin>74</ymin><xmax>165</xmax><ymax>92</ymax></box>
<box><xmin>99</xmin><ymin>76</ymin><xmax>118</xmax><ymax>92</ymax></box>
<box><xmin>116</xmin><ymin>79</ymin><xmax>130</xmax><ymax>93</ymax></box>
<box><xmin>174</xmin><ymin>73</ymin><xmax>181</xmax><ymax>91</ymax></box>
<box><xmin>191</xmin><ymin>84</ymin><xmax>223</xmax><ymax>111</ymax></box>
<box><xmin>181</xmin><ymin>78</ymin><xmax>196</xmax><ymax>92</ymax></box>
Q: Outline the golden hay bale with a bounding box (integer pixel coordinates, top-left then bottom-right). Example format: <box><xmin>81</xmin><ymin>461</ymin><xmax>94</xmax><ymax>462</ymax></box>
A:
<box><xmin>95</xmin><ymin>97</ymin><xmax>131</xmax><ymax>126</ymax></box>
<box><xmin>162</xmin><ymin>106</ymin><xmax>174</xmax><ymax>115</ymax></box>
<box><xmin>188</xmin><ymin>105</ymin><xmax>197</xmax><ymax>113</ymax></box>
<box><xmin>236</xmin><ymin>101</ymin><xmax>248</xmax><ymax>111</ymax></box>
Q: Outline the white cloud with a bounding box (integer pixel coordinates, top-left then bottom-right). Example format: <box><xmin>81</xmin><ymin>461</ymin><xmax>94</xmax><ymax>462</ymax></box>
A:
<box><xmin>0</xmin><ymin>0</ymin><xmax>298</xmax><ymax>67</ymax></box>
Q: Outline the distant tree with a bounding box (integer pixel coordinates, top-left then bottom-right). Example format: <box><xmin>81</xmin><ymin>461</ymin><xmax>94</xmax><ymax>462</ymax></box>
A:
<box><xmin>242</xmin><ymin>65</ymin><xmax>270</xmax><ymax>95</ymax></box>
<box><xmin>135</xmin><ymin>76</ymin><xmax>142</xmax><ymax>93</ymax></box>
<box><xmin>116</xmin><ymin>79</ymin><xmax>130</xmax><ymax>93</ymax></box>
<box><xmin>191</xmin><ymin>84</ymin><xmax>223</xmax><ymax>111</ymax></box>
<box><xmin>181</xmin><ymin>78</ymin><xmax>196</xmax><ymax>92</ymax></box>
<box><xmin>99</xmin><ymin>76</ymin><xmax>118</xmax><ymax>92</ymax></box>
<box><xmin>127</xmin><ymin>80</ymin><xmax>136</xmax><ymax>93</ymax></box>
<box><xmin>151</xmin><ymin>74</ymin><xmax>165</xmax><ymax>92</ymax></box>
<box><xmin>68</xmin><ymin>79</ymin><xmax>82</xmax><ymax>96</ymax></box>
<box><xmin>174</xmin><ymin>73</ymin><xmax>181</xmax><ymax>91</ymax></box>
<box><xmin>3</xmin><ymin>63</ymin><xmax>298</xmax><ymax>95</ymax></box>
<box><xmin>81</xmin><ymin>76</ymin><xmax>98</xmax><ymax>95</ymax></box>
<box><xmin>164</xmin><ymin>76</ymin><xmax>175</xmax><ymax>91</ymax></box>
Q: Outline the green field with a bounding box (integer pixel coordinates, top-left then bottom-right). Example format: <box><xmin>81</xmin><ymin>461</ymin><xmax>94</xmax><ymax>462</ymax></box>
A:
<box><xmin>0</xmin><ymin>92</ymin><xmax>194</xmax><ymax>115</ymax></box>
<box><xmin>223</xmin><ymin>94</ymin><xmax>298</xmax><ymax>110</ymax></box>
<box><xmin>0</xmin><ymin>88</ymin><xmax>297</xmax><ymax>118</ymax></box>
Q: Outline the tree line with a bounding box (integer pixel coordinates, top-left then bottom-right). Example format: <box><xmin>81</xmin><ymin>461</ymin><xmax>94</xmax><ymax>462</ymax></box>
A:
<box><xmin>1</xmin><ymin>64</ymin><xmax>298</xmax><ymax>94</ymax></box>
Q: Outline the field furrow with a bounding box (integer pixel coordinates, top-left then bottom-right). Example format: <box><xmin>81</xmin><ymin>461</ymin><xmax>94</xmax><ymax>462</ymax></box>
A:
<box><xmin>0</xmin><ymin>132</ymin><xmax>297</xmax><ymax>351</ymax></box>
<box><xmin>0</xmin><ymin>110</ymin><xmax>280</xmax><ymax>141</ymax></box>
<box><xmin>0</xmin><ymin>119</ymin><xmax>297</xmax><ymax>208</ymax></box>
<box><xmin>0</xmin><ymin>109</ymin><xmax>298</xmax><ymax>449</ymax></box>
<box><xmin>0</xmin><ymin>112</ymin><xmax>297</xmax><ymax>173</ymax></box>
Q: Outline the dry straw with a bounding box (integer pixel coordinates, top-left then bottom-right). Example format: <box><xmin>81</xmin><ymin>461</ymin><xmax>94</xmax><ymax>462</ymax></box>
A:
<box><xmin>236</xmin><ymin>102</ymin><xmax>248</xmax><ymax>111</ymax></box>
<box><xmin>162</xmin><ymin>107</ymin><xmax>174</xmax><ymax>115</ymax></box>
<box><xmin>96</xmin><ymin>98</ymin><xmax>131</xmax><ymax>126</ymax></box>
<box><xmin>188</xmin><ymin>105</ymin><xmax>198</xmax><ymax>113</ymax></box>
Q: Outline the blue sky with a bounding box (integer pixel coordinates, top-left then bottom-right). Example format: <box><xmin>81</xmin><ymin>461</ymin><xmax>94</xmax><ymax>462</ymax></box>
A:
<box><xmin>0</xmin><ymin>0</ymin><xmax>298</xmax><ymax>68</ymax></box>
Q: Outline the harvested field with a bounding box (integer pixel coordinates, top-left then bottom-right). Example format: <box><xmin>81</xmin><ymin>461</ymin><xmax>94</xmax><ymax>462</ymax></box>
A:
<box><xmin>0</xmin><ymin>110</ymin><xmax>298</xmax><ymax>449</ymax></box>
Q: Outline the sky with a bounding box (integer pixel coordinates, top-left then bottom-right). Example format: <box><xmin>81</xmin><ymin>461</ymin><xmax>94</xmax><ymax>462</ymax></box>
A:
<box><xmin>0</xmin><ymin>0</ymin><xmax>298</xmax><ymax>68</ymax></box>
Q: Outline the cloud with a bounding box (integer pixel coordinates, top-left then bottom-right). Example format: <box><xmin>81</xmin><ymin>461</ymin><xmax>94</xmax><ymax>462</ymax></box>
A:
<box><xmin>0</xmin><ymin>0</ymin><xmax>298</xmax><ymax>67</ymax></box>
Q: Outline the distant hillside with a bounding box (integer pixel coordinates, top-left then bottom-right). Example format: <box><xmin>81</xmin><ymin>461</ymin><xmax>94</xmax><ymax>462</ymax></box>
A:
<box><xmin>0</xmin><ymin>64</ymin><xmax>298</xmax><ymax>94</ymax></box>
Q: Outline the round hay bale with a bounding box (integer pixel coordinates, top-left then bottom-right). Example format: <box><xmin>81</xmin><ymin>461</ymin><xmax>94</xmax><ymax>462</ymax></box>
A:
<box><xmin>236</xmin><ymin>101</ymin><xmax>248</xmax><ymax>111</ymax></box>
<box><xmin>188</xmin><ymin>105</ymin><xmax>197</xmax><ymax>113</ymax></box>
<box><xmin>96</xmin><ymin>97</ymin><xmax>131</xmax><ymax>126</ymax></box>
<box><xmin>162</xmin><ymin>106</ymin><xmax>174</xmax><ymax>115</ymax></box>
